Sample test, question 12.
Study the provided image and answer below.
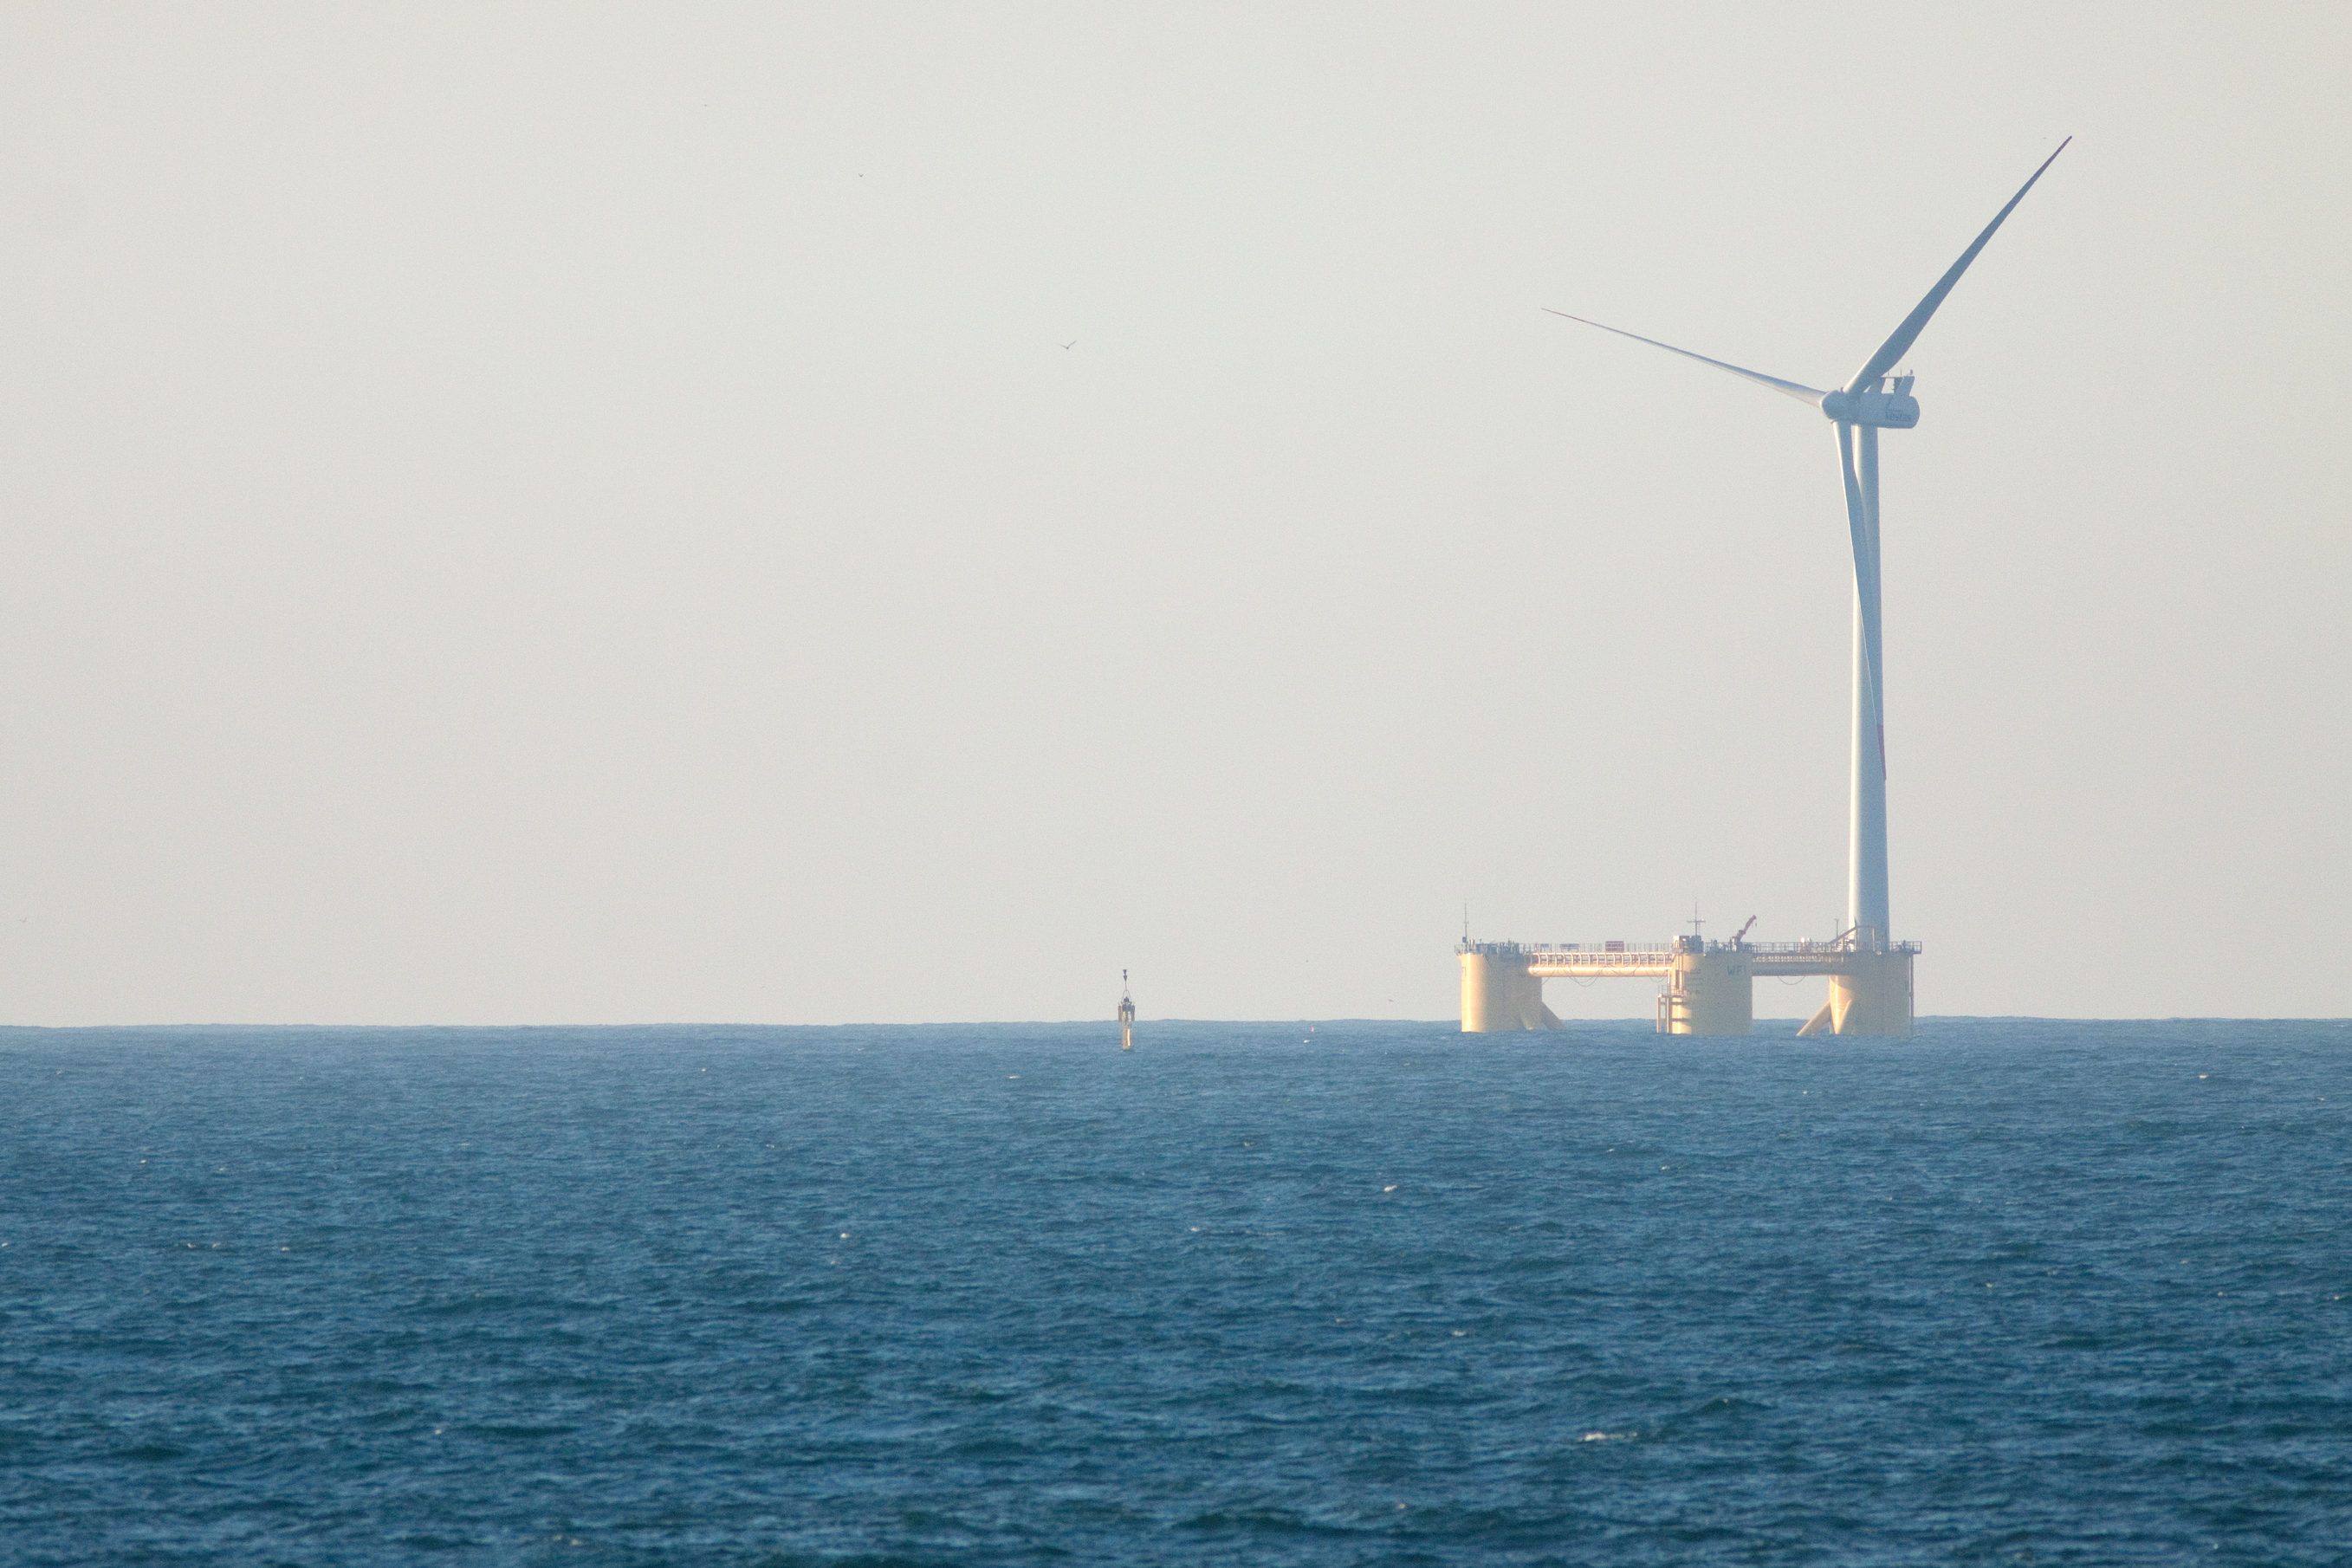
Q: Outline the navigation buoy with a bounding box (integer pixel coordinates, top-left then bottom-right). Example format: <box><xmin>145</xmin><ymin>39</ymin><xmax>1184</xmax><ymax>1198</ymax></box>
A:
<box><xmin>1118</xmin><ymin>969</ymin><xmax>1135</xmax><ymax>1051</ymax></box>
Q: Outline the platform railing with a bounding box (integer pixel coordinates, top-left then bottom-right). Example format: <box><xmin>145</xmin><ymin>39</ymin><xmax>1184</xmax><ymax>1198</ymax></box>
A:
<box><xmin>1466</xmin><ymin>937</ymin><xmax>1919</xmax><ymax>960</ymax></box>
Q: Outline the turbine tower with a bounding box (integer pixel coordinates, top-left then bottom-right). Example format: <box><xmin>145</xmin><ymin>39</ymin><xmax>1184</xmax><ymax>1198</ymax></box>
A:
<box><xmin>1548</xmin><ymin>140</ymin><xmax>2066</xmax><ymax>1025</ymax></box>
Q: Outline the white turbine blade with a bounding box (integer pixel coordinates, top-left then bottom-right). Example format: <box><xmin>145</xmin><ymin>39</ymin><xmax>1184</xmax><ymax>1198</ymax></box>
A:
<box><xmin>1844</xmin><ymin>138</ymin><xmax>2070</xmax><ymax>395</ymax></box>
<box><xmin>1544</xmin><ymin>310</ymin><xmax>1826</xmax><ymax>406</ymax></box>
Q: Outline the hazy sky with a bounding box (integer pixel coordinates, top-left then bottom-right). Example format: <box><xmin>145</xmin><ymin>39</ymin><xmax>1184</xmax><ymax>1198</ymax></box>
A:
<box><xmin>3</xmin><ymin>3</ymin><xmax>2345</xmax><ymax>1025</ymax></box>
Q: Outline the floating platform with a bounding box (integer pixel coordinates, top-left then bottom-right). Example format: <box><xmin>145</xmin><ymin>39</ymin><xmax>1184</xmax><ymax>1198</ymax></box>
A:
<box><xmin>1458</xmin><ymin>936</ymin><xmax>1918</xmax><ymax>1037</ymax></box>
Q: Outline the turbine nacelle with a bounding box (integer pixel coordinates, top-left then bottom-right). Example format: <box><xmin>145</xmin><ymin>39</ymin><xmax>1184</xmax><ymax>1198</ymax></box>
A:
<box><xmin>1821</xmin><ymin>376</ymin><xmax>1918</xmax><ymax>429</ymax></box>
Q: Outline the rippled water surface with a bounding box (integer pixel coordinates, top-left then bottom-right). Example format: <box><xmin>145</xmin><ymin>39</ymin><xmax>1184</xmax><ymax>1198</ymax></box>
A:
<box><xmin>5</xmin><ymin>1018</ymin><xmax>2349</xmax><ymax>1565</ymax></box>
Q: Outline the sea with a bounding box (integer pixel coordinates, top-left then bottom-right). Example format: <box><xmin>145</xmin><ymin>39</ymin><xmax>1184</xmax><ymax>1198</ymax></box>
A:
<box><xmin>3</xmin><ymin>1018</ymin><xmax>2348</xmax><ymax>1566</ymax></box>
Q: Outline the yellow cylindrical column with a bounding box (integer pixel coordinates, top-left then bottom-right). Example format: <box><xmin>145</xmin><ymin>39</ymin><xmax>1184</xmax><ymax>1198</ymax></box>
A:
<box><xmin>1461</xmin><ymin>949</ymin><xmax>1500</xmax><ymax>1033</ymax></box>
<box><xmin>1828</xmin><ymin>949</ymin><xmax>1914</xmax><ymax>1036</ymax></box>
<box><xmin>1460</xmin><ymin>946</ymin><xmax>1561</xmax><ymax>1032</ymax></box>
<box><xmin>1663</xmin><ymin>941</ymin><xmax>1754</xmax><ymax>1035</ymax></box>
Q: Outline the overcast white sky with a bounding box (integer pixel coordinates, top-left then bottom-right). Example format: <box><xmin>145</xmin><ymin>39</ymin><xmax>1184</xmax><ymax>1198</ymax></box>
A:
<box><xmin>2</xmin><ymin>3</ymin><xmax>2345</xmax><ymax>1025</ymax></box>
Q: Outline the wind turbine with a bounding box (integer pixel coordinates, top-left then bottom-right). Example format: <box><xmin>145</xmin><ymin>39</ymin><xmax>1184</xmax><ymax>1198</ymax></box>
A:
<box><xmin>1548</xmin><ymin>139</ymin><xmax>2067</xmax><ymax>966</ymax></box>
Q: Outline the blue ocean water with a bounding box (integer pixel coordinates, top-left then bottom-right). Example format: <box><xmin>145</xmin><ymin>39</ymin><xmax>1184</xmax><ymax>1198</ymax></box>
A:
<box><xmin>3</xmin><ymin>1018</ymin><xmax>2349</xmax><ymax>1565</ymax></box>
